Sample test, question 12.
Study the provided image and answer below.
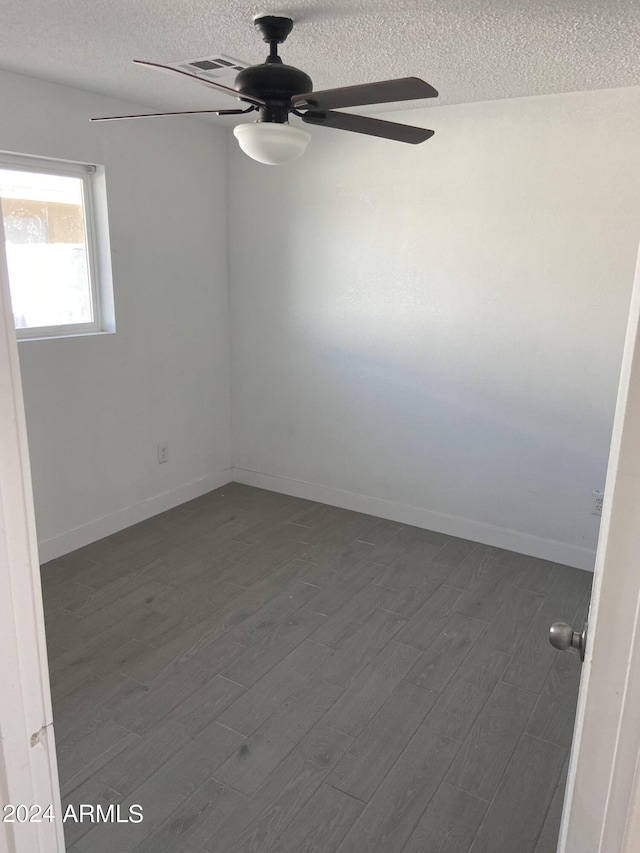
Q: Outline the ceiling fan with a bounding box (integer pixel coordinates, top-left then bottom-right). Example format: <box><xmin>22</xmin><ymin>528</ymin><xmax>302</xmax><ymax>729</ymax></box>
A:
<box><xmin>92</xmin><ymin>15</ymin><xmax>438</xmax><ymax>165</ymax></box>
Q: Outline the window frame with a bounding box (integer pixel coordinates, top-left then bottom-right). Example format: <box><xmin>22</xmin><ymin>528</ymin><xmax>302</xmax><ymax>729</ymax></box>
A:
<box><xmin>0</xmin><ymin>151</ymin><xmax>115</xmax><ymax>341</ymax></box>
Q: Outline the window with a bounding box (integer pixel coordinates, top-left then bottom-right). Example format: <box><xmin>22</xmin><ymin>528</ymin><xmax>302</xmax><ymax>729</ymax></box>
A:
<box><xmin>0</xmin><ymin>152</ymin><xmax>114</xmax><ymax>339</ymax></box>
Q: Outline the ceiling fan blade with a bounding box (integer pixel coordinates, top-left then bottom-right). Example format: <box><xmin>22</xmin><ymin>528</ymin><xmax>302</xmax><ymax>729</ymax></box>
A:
<box><xmin>133</xmin><ymin>60</ymin><xmax>266</xmax><ymax>107</ymax></box>
<box><xmin>292</xmin><ymin>77</ymin><xmax>438</xmax><ymax>111</ymax></box>
<box><xmin>91</xmin><ymin>108</ymin><xmax>250</xmax><ymax>122</ymax></box>
<box><xmin>301</xmin><ymin>110</ymin><xmax>434</xmax><ymax>144</ymax></box>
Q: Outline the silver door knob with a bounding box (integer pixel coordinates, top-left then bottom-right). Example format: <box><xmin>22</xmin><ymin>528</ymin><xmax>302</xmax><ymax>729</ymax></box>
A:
<box><xmin>549</xmin><ymin>621</ymin><xmax>588</xmax><ymax>662</ymax></box>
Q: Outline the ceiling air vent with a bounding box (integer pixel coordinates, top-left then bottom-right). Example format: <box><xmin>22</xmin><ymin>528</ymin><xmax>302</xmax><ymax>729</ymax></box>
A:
<box><xmin>166</xmin><ymin>55</ymin><xmax>250</xmax><ymax>82</ymax></box>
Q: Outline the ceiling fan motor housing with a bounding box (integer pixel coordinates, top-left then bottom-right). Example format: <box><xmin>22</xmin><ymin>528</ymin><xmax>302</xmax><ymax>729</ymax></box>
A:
<box><xmin>235</xmin><ymin>63</ymin><xmax>312</xmax><ymax>122</ymax></box>
<box><xmin>236</xmin><ymin>16</ymin><xmax>311</xmax><ymax>123</ymax></box>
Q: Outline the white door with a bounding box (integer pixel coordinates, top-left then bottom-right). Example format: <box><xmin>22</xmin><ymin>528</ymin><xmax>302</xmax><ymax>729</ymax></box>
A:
<box><xmin>0</xmin><ymin>210</ymin><xmax>64</xmax><ymax>851</ymax></box>
<box><xmin>560</xmin><ymin>244</ymin><xmax>640</xmax><ymax>852</ymax></box>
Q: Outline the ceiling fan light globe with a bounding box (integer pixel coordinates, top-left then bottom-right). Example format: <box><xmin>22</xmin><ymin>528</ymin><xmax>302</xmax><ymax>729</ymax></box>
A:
<box><xmin>233</xmin><ymin>122</ymin><xmax>311</xmax><ymax>165</ymax></box>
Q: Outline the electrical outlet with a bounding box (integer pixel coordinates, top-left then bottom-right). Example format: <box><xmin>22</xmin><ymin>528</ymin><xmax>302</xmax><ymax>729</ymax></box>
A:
<box><xmin>591</xmin><ymin>490</ymin><xmax>604</xmax><ymax>516</ymax></box>
<box><xmin>157</xmin><ymin>442</ymin><xmax>169</xmax><ymax>464</ymax></box>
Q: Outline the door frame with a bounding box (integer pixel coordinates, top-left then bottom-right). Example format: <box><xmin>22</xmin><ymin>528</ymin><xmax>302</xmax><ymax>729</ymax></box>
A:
<box><xmin>0</xmin><ymin>216</ymin><xmax>64</xmax><ymax>851</ymax></box>
<box><xmin>559</xmin><ymin>246</ymin><xmax>640</xmax><ymax>852</ymax></box>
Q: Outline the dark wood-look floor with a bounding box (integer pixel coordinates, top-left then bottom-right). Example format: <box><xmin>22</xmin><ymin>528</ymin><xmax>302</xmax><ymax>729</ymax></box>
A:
<box><xmin>41</xmin><ymin>484</ymin><xmax>591</xmax><ymax>853</ymax></box>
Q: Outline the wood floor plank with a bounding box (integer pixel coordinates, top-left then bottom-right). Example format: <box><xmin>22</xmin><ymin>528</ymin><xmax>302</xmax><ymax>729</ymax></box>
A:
<box><xmin>229</xmin><ymin>580</ymin><xmax>322</xmax><ymax>646</ymax></box>
<box><xmin>356</xmin><ymin>518</ymin><xmax>404</xmax><ymax>547</ymax></box>
<box><xmin>70</xmin><ymin>571</ymin><xmax>171</xmax><ymax>617</ymax></box>
<box><xmin>317</xmin><ymin>609</ymin><xmax>408</xmax><ymax>687</ymax></box>
<box><xmin>303</xmin><ymin>536</ymin><xmax>378</xmax><ymax>572</ymax></box>
<box><xmin>216</xmin><ymin>640</ymin><xmax>331</xmax><ymax>736</ymax></box>
<box><xmin>393</xmin><ymin>584</ymin><xmax>462</xmax><ymax>651</ymax></box>
<box><xmin>215</xmin><ymin>676</ymin><xmax>343</xmax><ymax>795</ymax></box>
<box><xmin>426</xmin><ymin>644</ymin><xmax>510</xmax><ymax>741</ymax></box>
<box><xmin>41</xmin><ymin>576</ymin><xmax>97</xmax><ymax>612</ymax></box>
<box><xmin>127</xmin><ymin>617</ymin><xmax>246</xmax><ymax>687</ymax></box>
<box><xmin>454</xmin><ymin>562</ymin><xmax>522</xmax><ymax>621</ymax></box>
<box><xmin>97</xmin><ymin>718</ymin><xmax>192</xmax><ymax>797</ymax></box>
<box><xmin>497</xmin><ymin>551</ymin><xmax>555</xmax><ymax>593</ymax></box>
<box><xmin>165</xmin><ymin>507</ymin><xmax>253</xmax><ymax>548</ymax></box>
<box><xmin>368</xmin><ymin>525</ymin><xmax>450</xmax><ymax>567</ymax></box>
<box><xmin>479</xmin><ymin>586</ymin><xmax>545</xmax><ymax>654</ymax></box>
<box><xmin>305</xmin><ymin>560</ymin><xmax>381</xmax><ymax>616</ymax></box>
<box><xmin>166</xmin><ymin>523</ymin><xmax>251</xmax><ymax>562</ymax></box>
<box><xmin>405</xmin><ymin>612</ymin><xmax>487</xmax><ymax>692</ymax></box>
<box><xmin>222</xmin><ymin>608</ymin><xmax>327</xmax><ymax>687</ymax></box>
<box><xmin>49</xmin><ymin>634</ymin><xmax>181</xmax><ymax>702</ymax></box>
<box><xmin>115</xmin><ymin>638</ymin><xmax>191</xmax><ymax>684</ymax></box>
<box><xmin>43</xmin><ymin>606</ymin><xmax>86</xmax><ymax>650</ymax></box>
<box><xmin>286</xmin><ymin>509</ymin><xmax>355</xmax><ymax>546</ymax></box>
<box><xmin>300</xmin><ymin>509</ymin><xmax>380</xmax><ymax>549</ymax></box>
<box><xmin>335</xmin><ymin>725</ymin><xmax>459</xmax><ymax>853</ymax></box>
<box><xmin>146</xmin><ymin>575</ymin><xmax>243</xmax><ymax>619</ymax></box>
<box><xmin>327</xmin><ymin>680</ymin><xmax>437</xmax><ymax>802</ymax></box>
<box><xmin>231</xmin><ymin>537</ymin><xmax>311</xmax><ymax>583</ymax></box>
<box><xmin>469</xmin><ymin>734</ymin><xmax>566</xmax><ymax>853</ymax></box>
<box><xmin>446</xmin><ymin>544</ymin><xmax>506</xmax><ymax>590</ymax></box>
<box><xmin>44</xmin><ymin>639</ymin><xmax>69</xmax><ymax>666</ymax></box>
<box><xmin>133</xmin><ymin>778</ymin><xmax>245</xmax><ymax>853</ymax></box>
<box><xmin>500</xmin><ymin>606</ymin><xmax>560</xmax><ymax>694</ymax></box>
<box><xmin>235</xmin><ymin>516</ymin><xmax>310</xmax><ymax>548</ymax></box>
<box><xmin>172</xmin><ymin>559</ymin><xmax>314</xmax><ymax>651</ymax></box>
<box><xmin>57</xmin><ymin>721</ymin><xmax>139</xmax><ymax>797</ymax></box>
<box><xmin>321</xmin><ymin>641</ymin><xmax>421</xmax><ymax>738</ymax></box>
<box><xmin>53</xmin><ymin>672</ymin><xmax>149</xmax><ymax>748</ymax></box>
<box><xmin>110</xmin><ymin>668</ymin><xmax>209</xmax><ymax>734</ymax></box>
<box><xmin>97</xmin><ymin>676</ymin><xmax>244</xmax><ymax>796</ymax></box>
<box><xmin>214</xmin><ymin>557</ymin><xmax>293</xmax><ymax>589</ymax></box>
<box><xmin>61</xmin><ymin>602</ymin><xmax>167</xmax><ymax>652</ymax></box>
<box><xmin>267</xmin><ymin>783</ymin><xmax>364</xmax><ymax>853</ymax></box>
<box><xmin>542</xmin><ymin>564</ymin><xmax>593</xmax><ymax>615</ymax></box>
<box><xmin>445</xmin><ymin>681</ymin><xmax>538</xmax><ymax>800</ymax></box>
<box><xmin>207</xmin><ymin>724</ymin><xmax>353</xmax><ymax>853</ymax></box>
<box><xmin>76</xmin><ymin>722</ymin><xmax>245</xmax><ymax>853</ymax></box>
<box><xmin>526</xmin><ymin>652</ymin><xmax>582</xmax><ymax>747</ymax></box>
<box><xmin>371</xmin><ymin>542</ymin><xmax>450</xmax><ymax>590</ymax></box>
<box><xmin>572</xmin><ymin>586</ymin><xmax>592</xmax><ymax>625</ymax></box>
<box><xmin>378</xmin><ymin>564</ymin><xmax>454</xmax><ymax>617</ymax></box>
<box><xmin>285</xmin><ymin>500</ymin><xmax>339</xmax><ymax>531</ymax></box>
<box><xmin>308</xmin><ymin>583</ymin><xmax>394</xmax><ymax>648</ymax></box>
<box><xmin>138</xmin><ymin>549</ymin><xmax>245</xmax><ymax>591</ymax></box>
<box><xmin>401</xmin><ymin>782</ymin><xmax>489</xmax><ymax>853</ymax></box>
<box><xmin>66</xmin><ymin>579</ymin><xmax>170</xmax><ymax>640</ymax></box>
<box><xmin>533</xmin><ymin>781</ymin><xmax>566</xmax><ymax>853</ymax></box>
<box><xmin>430</xmin><ymin>537</ymin><xmax>480</xmax><ymax>569</ymax></box>
<box><xmin>79</xmin><ymin>540</ymin><xmax>176</xmax><ymax>589</ymax></box>
<box><xmin>165</xmin><ymin>674</ymin><xmax>246</xmax><ymax>736</ymax></box>
<box><xmin>136</xmin><ymin>582</ymin><xmax>246</xmax><ymax>650</ymax></box>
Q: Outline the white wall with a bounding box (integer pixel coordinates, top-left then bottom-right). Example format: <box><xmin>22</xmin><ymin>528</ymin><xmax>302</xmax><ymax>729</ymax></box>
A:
<box><xmin>229</xmin><ymin>86</ymin><xmax>640</xmax><ymax>570</ymax></box>
<box><xmin>0</xmin><ymin>69</ymin><xmax>232</xmax><ymax>561</ymax></box>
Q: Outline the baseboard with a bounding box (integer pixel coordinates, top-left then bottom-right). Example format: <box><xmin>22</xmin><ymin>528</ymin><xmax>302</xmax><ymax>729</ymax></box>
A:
<box><xmin>37</xmin><ymin>468</ymin><xmax>233</xmax><ymax>563</ymax></box>
<box><xmin>232</xmin><ymin>467</ymin><xmax>596</xmax><ymax>572</ymax></box>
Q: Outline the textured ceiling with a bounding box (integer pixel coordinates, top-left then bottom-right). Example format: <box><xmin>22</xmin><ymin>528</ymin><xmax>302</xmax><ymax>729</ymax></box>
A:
<box><xmin>0</xmin><ymin>1</ymin><xmax>638</xmax><ymax>119</ymax></box>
